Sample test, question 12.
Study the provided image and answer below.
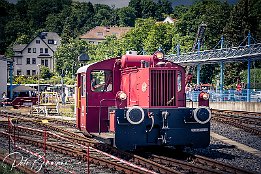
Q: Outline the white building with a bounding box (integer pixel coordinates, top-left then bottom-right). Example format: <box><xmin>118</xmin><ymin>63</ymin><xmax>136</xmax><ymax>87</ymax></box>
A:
<box><xmin>13</xmin><ymin>32</ymin><xmax>61</xmax><ymax>76</ymax></box>
<box><xmin>0</xmin><ymin>55</ymin><xmax>7</xmax><ymax>97</ymax></box>
<box><xmin>163</xmin><ymin>16</ymin><xmax>176</xmax><ymax>23</ymax></box>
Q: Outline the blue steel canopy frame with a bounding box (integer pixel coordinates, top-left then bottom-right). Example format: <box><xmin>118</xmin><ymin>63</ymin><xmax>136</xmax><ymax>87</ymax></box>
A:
<box><xmin>166</xmin><ymin>32</ymin><xmax>261</xmax><ymax>102</ymax></box>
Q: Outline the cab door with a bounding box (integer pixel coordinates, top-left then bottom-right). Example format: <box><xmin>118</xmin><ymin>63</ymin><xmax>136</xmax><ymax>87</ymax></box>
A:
<box><xmin>87</xmin><ymin>70</ymin><xmax>115</xmax><ymax>133</ymax></box>
<box><xmin>77</xmin><ymin>73</ymin><xmax>87</xmax><ymax>131</ymax></box>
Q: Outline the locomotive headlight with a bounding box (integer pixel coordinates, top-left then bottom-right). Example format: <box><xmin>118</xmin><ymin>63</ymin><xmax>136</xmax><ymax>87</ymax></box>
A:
<box><xmin>155</xmin><ymin>51</ymin><xmax>164</xmax><ymax>59</ymax></box>
<box><xmin>117</xmin><ymin>91</ymin><xmax>127</xmax><ymax>100</ymax></box>
<box><xmin>202</xmin><ymin>93</ymin><xmax>209</xmax><ymax>100</ymax></box>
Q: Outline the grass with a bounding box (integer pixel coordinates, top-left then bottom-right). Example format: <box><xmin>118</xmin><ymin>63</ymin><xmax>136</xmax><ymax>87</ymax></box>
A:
<box><xmin>59</xmin><ymin>104</ymin><xmax>75</xmax><ymax>117</ymax></box>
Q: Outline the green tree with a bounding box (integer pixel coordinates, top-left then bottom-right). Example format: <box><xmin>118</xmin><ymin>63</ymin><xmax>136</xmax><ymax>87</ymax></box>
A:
<box><xmin>117</xmin><ymin>7</ymin><xmax>136</xmax><ymax>27</ymax></box>
<box><xmin>93</xmin><ymin>4</ymin><xmax>114</xmax><ymax>26</ymax></box>
<box><xmin>27</xmin><ymin>0</ymin><xmax>72</xmax><ymax>30</ymax></box>
<box><xmin>129</xmin><ymin>0</ymin><xmax>157</xmax><ymax>19</ymax></box>
<box><xmin>224</xmin><ymin>0</ymin><xmax>261</xmax><ymax>45</ymax></box>
<box><xmin>40</xmin><ymin>66</ymin><xmax>53</xmax><ymax>80</ymax></box>
<box><xmin>54</xmin><ymin>38</ymin><xmax>90</xmax><ymax>77</ymax></box>
<box><xmin>174</xmin><ymin>0</ymin><xmax>231</xmax><ymax>85</ymax></box>
<box><xmin>155</xmin><ymin>0</ymin><xmax>173</xmax><ymax>20</ymax></box>
<box><xmin>0</xmin><ymin>0</ymin><xmax>15</xmax><ymax>54</ymax></box>
<box><xmin>222</xmin><ymin>0</ymin><xmax>261</xmax><ymax>86</ymax></box>
<box><xmin>143</xmin><ymin>23</ymin><xmax>175</xmax><ymax>54</ymax></box>
<box><xmin>122</xmin><ymin>18</ymin><xmax>156</xmax><ymax>52</ymax></box>
<box><xmin>129</xmin><ymin>0</ymin><xmax>142</xmax><ymax>18</ymax></box>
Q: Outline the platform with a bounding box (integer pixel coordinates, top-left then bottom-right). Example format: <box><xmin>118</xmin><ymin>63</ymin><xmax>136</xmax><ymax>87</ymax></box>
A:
<box><xmin>211</xmin><ymin>132</ymin><xmax>261</xmax><ymax>158</ymax></box>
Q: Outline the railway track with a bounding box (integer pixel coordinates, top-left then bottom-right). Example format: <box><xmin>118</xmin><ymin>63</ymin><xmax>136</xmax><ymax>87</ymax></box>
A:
<box><xmin>150</xmin><ymin>154</ymin><xmax>253</xmax><ymax>174</ymax></box>
<box><xmin>211</xmin><ymin>109</ymin><xmax>261</xmax><ymax>136</ymax></box>
<box><xmin>0</xmin><ymin>109</ymin><xmax>257</xmax><ymax>174</ymax></box>
<box><xmin>135</xmin><ymin>146</ymin><xmax>254</xmax><ymax>174</ymax></box>
<box><xmin>0</xmin><ymin>111</ymin><xmax>177</xmax><ymax>173</ymax></box>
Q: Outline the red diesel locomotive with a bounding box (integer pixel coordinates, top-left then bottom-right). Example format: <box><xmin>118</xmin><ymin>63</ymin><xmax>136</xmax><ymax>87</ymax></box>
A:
<box><xmin>76</xmin><ymin>52</ymin><xmax>211</xmax><ymax>150</ymax></box>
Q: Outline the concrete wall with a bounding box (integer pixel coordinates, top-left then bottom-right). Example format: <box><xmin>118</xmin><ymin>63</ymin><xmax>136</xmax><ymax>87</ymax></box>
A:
<box><xmin>186</xmin><ymin>102</ymin><xmax>261</xmax><ymax>112</ymax></box>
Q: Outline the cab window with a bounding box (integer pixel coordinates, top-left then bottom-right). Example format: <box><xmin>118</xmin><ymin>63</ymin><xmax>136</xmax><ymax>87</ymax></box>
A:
<box><xmin>90</xmin><ymin>70</ymin><xmax>112</xmax><ymax>92</ymax></box>
<box><xmin>81</xmin><ymin>74</ymin><xmax>86</xmax><ymax>96</ymax></box>
<box><xmin>177</xmin><ymin>71</ymin><xmax>182</xmax><ymax>92</ymax></box>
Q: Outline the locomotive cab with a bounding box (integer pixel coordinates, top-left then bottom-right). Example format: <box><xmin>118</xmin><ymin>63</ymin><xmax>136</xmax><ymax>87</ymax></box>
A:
<box><xmin>76</xmin><ymin>53</ymin><xmax>211</xmax><ymax>151</ymax></box>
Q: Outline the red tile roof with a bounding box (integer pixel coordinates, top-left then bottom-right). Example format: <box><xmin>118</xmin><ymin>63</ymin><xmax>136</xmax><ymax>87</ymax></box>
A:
<box><xmin>79</xmin><ymin>26</ymin><xmax>132</xmax><ymax>40</ymax></box>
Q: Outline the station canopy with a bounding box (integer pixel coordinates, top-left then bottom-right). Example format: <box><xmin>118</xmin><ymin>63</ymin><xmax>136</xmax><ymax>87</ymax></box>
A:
<box><xmin>13</xmin><ymin>85</ymin><xmax>36</xmax><ymax>92</ymax></box>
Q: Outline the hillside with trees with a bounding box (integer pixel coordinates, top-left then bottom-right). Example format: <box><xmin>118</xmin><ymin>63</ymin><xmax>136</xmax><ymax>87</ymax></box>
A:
<box><xmin>0</xmin><ymin>0</ymin><xmax>260</xmax><ymax>88</ymax></box>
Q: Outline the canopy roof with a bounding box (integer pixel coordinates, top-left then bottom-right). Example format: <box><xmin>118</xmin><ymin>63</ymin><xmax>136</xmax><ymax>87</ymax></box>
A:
<box><xmin>13</xmin><ymin>85</ymin><xmax>36</xmax><ymax>92</ymax></box>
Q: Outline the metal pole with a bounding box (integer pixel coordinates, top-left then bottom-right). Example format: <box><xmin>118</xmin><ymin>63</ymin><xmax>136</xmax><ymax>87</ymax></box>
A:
<box><xmin>220</xmin><ymin>61</ymin><xmax>224</xmax><ymax>101</ymax></box>
<box><xmin>247</xmin><ymin>59</ymin><xmax>251</xmax><ymax>102</ymax></box>
<box><xmin>177</xmin><ymin>44</ymin><xmax>180</xmax><ymax>57</ymax></box>
<box><xmin>87</xmin><ymin>146</ymin><xmax>90</xmax><ymax>174</ymax></box>
<box><xmin>247</xmin><ymin>32</ymin><xmax>251</xmax><ymax>102</ymax></box>
<box><xmin>8</xmin><ymin>116</ymin><xmax>10</xmax><ymax>154</ymax></box>
<box><xmin>9</xmin><ymin>61</ymin><xmax>13</xmax><ymax>99</ymax></box>
<box><xmin>13</xmin><ymin>122</ymin><xmax>16</xmax><ymax>165</ymax></box>
<box><xmin>43</xmin><ymin>127</ymin><xmax>47</xmax><ymax>173</ymax></box>
<box><xmin>219</xmin><ymin>36</ymin><xmax>224</xmax><ymax>101</ymax></box>
<box><xmin>221</xmin><ymin>36</ymin><xmax>224</xmax><ymax>49</ymax></box>
<box><xmin>196</xmin><ymin>39</ymin><xmax>200</xmax><ymax>85</ymax></box>
<box><xmin>38</xmin><ymin>65</ymin><xmax>41</xmax><ymax>112</ymax></box>
<box><xmin>197</xmin><ymin>64</ymin><xmax>200</xmax><ymax>85</ymax></box>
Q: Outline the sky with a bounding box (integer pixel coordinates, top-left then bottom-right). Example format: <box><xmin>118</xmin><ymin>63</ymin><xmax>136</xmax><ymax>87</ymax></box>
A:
<box><xmin>7</xmin><ymin>0</ymin><xmax>239</xmax><ymax>8</ymax></box>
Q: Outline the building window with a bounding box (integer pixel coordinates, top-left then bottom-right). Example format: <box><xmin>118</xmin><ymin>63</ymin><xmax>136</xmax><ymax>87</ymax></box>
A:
<box><xmin>36</xmin><ymin>40</ymin><xmax>40</xmax><ymax>44</ymax></box>
<box><xmin>27</xmin><ymin>70</ymin><xmax>30</xmax><ymax>75</ymax></box>
<box><xmin>32</xmin><ymin>70</ymin><xmax>36</xmax><ymax>75</ymax></box>
<box><xmin>26</xmin><ymin>58</ymin><xmax>30</xmax><ymax>64</ymax></box>
<box><xmin>40</xmin><ymin>48</ymin><xmax>43</xmax><ymax>53</ymax></box>
<box><xmin>32</xmin><ymin>58</ymin><xmax>36</xmax><ymax>64</ymax></box>
<box><xmin>16</xmin><ymin>57</ymin><xmax>22</xmax><ymax>65</ymax></box>
<box><xmin>33</xmin><ymin>48</ymin><xmax>36</xmax><ymax>53</ymax></box>
<box><xmin>48</xmin><ymin>40</ymin><xmax>54</xmax><ymax>44</ymax></box>
<box><xmin>45</xmin><ymin>59</ymin><xmax>48</xmax><ymax>67</ymax></box>
<box><xmin>45</xmin><ymin>48</ymin><xmax>48</xmax><ymax>53</ymax></box>
<box><xmin>28</xmin><ymin>48</ymin><xmax>31</xmax><ymax>53</ymax></box>
<box><xmin>17</xmin><ymin>70</ymin><xmax>21</xmax><ymax>75</ymax></box>
<box><xmin>41</xmin><ymin>59</ymin><xmax>44</xmax><ymax>65</ymax></box>
<box><xmin>89</xmin><ymin>41</ymin><xmax>94</xmax><ymax>44</ymax></box>
<box><xmin>97</xmin><ymin>32</ymin><xmax>103</xmax><ymax>36</ymax></box>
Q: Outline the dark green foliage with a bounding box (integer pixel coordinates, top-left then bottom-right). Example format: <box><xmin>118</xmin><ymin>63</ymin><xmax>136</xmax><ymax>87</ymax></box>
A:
<box><xmin>40</xmin><ymin>66</ymin><xmax>53</xmax><ymax>80</ymax></box>
<box><xmin>176</xmin><ymin>0</ymin><xmax>231</xmax><ymax>49</ymax></box>
<box><xmin>117</xmin><ymin>7</ymin><xmax>136</xmax><ymax>27</ymax></box>
<box><xmin>224</xmin><ymin>0</ymin><xmax>261</xmax><ymax>46</ymax></box>
<box><xmin>129</xmin><ymin>0</ymin><xmax>173</xmax><ymax>20</ymax></box>
<box><xmin>0</xmin><ymin>0</ymin><xmax>15</xmax><ymax>54</ymax></box>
